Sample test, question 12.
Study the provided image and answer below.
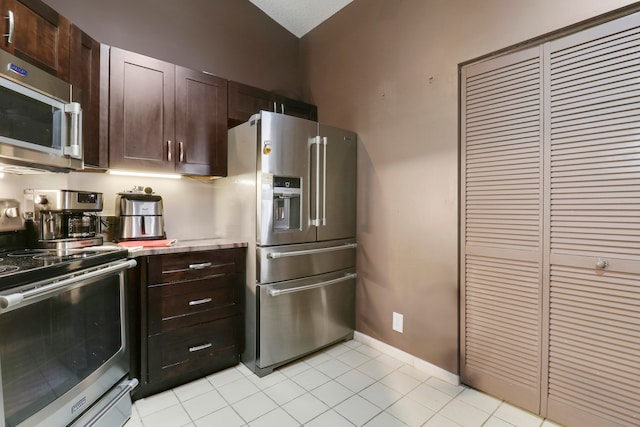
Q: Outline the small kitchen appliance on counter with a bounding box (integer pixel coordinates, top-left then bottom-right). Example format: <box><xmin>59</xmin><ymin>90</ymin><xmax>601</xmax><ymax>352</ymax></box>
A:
<box><xmin>115</xmin><ymin>187</ymin><xmax>166</xmax><ymax>241</ymax></box>
<box><xmin>24</xmin><ymin>189</ymin><xmax>104</xmax><ymax>250</ymax></box>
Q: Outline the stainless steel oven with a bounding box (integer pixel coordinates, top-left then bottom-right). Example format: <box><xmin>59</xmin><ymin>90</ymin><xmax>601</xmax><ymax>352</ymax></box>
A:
<box><xmin>0</xmin><ymin>250</ymin><xmax>137</xmax><ymax>427</ymax></box>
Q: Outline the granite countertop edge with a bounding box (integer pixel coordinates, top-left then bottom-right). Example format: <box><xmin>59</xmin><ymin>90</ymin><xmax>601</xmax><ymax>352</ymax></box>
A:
<box><xmin>105</xmin><ymin>238</ymin><xmax>248</xmax><ymax>257</ymax></box>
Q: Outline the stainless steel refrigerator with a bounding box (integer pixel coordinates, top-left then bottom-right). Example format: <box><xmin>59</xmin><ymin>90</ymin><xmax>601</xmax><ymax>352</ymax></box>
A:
<box><xmin>212</xmin><ymin>111</ymin><xmax>357</xmax><ymax>376</ymax></box>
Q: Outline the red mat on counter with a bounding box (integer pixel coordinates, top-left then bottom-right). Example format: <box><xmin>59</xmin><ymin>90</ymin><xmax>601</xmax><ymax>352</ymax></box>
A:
<box><xmin>117</xmin><ymin>239</ymin><xmax>177</xmax><ymax>247</ymax></box>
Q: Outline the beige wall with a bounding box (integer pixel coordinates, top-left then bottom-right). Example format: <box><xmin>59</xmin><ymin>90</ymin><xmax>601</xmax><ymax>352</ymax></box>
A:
<box><xmin>301</xmin><ymin>0</ymin><xmax>639</xmax><ymax>374</ymax></box>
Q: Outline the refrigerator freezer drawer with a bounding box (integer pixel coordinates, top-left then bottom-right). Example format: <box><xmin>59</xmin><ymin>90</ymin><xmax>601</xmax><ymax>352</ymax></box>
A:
<box><xmin>257</xmin><ymin>239</ymin><xmax>356</xmax><ymax>284</ymax></box>
<box><xmin>257</xmin><ymin>269</ymin><xmax>356</xmax><ymax>370</ymax></box>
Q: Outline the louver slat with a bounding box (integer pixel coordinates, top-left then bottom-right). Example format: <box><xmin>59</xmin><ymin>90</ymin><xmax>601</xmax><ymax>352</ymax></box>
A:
<box><xmin>548</xmin><ymin>15</ymin><xmax>640</xmax><ymax>427</ymax></box>
<box><xmin>461</xmin><ymin>47</ymin><xmax>542</xmax><ymax>413</ymax></box>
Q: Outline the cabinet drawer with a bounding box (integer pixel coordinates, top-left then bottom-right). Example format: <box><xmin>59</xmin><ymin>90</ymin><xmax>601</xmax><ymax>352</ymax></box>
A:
<box><xmin>147</xmin><ymin>316</ymin><xmax>242</xmax><ymax>383</ymax></box>
<box><xmin>148</xmin><ymin>248</ymin><xmax>243</xmax><ymax>284</ymax></box>
<box><xmin>148</xmin><ymin>275</ymin><xmax>241</xmax><ymax>334</ymax></box>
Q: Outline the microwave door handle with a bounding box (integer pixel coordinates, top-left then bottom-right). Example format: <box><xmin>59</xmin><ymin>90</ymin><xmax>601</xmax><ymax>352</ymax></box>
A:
<box><xmin>64</xmin><ymin>102</ymin><xmax>82</xmax><ymax>159</ymax></box>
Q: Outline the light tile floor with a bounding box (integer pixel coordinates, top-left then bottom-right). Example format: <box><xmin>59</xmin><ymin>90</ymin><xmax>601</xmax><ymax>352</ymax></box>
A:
<box><xmin>124</xmin><ymin>340</ymin><xmax>564</xmax><ymax>427</ymax></box>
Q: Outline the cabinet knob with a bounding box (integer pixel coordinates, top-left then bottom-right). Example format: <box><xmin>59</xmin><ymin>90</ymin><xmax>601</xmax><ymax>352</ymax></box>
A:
<box><xmin>179</xmin><ymin>141</ymin><xmax>184</xmax><ymax>163</ymax></box>
<box><xmin>167</xmin><ymin>140</ymin><xmax>172</xmax><ymax>162</ymax></box>
<box><xmin>595</xmin><ymin>258</ymin><xmax>609</xmax><ymax>269</ymax></box>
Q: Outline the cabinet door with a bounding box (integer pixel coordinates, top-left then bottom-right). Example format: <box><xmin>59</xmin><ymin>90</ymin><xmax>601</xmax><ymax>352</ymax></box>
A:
<box><xmin>147</xmin><ymin>316</ymin><xmax>242</xmax><ymax>384</ymax></box>
<box><xmin>227</xmin><ymin>80</ymin><xmax>270</xmax><ymax>128</ymax></box>
<box><xmin>460</xmin><ymin>46</ymin><xmax>544</xmax><ymax>414</ymax></box>
<box><xmin>70</xmin><ymin>25</ymin><xmax>107</xmax><ymax>168</ymax></box>
<box><xmin>0</xmin><ymin>0</ymin><xmax>69</xmax><ymax>79</ymax></box>
<box><xmin>545</xmin><ymin>13</ymin><xmax>640</xmax><ymax>427</ymax></box>
<box><xmin>317</xmin><ymin>124</ymin><xmax>356</xmax><ymax>241</ymax></box>
<box><xmin>271</xmin><ymin>94</ymin><xmax>318</xmax><ymax>121</ymax></box>
<box><xmin>175</xmin><ymin>66</ymin><xmax>228</xmax><ymax>176</ymax></box>
<box><xmin>109</xmin><ymin>48</ymin><xmax>175</xmax><ymax>171</ymax></box>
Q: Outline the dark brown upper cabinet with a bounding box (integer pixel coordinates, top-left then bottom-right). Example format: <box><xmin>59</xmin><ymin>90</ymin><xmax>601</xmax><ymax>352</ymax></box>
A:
<box><xmin>69</xmin><ymin>25</ymin><xmax>108</xmax><ymax>169</ymax></box>
<box><xmin>109</xmin><ymin>47</ymin><xmax>228</xmax><ymax>176</ymax></box>
<box><xmin>271</xmin><ymin>93</ymin><xmax>318</xmax><ymax>122</ymax></box>
<box><xmin>227</xmin><ymin>80</ymin><xmax>318</xmax><ymax>128</ymax></box>
<box><xmin>227</xmin><ymin>81</ymin><xmax>271</xmax><ymax>128</ymax></box>
<box><xmin>175</xmin><ymin>66</ymin><xmax>228</xmax><ymax>176</ymax></box>
<box><xmin>0</xmin><ymin>0</ymin><xmax>70</xmax><ymax>80</ymax></box>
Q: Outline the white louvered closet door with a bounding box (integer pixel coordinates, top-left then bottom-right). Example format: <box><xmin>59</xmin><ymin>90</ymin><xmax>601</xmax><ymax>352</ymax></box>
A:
<box><xmin>546</xmin><ymin>12</ymin><xmax>640</xmax><ymax>427</ymax></box>
<box><xmin>460</xmin><ymin>46</ymin><xmax>544</xmax><ymax>414</ymax></box>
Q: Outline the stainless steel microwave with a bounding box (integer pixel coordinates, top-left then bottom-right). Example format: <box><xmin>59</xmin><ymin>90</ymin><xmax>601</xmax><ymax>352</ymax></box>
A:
<box><xmin>0</xmin><ymin>49</ymin><xmax>82</xmax><ymax>173</ymax></box>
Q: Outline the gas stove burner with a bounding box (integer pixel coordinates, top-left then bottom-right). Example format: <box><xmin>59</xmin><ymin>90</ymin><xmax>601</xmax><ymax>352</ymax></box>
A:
<box><xmin>7</xmin><ymin>249</ymin><xmax>49</xmax><ymax>257</ymax></box>
<box><xmin>0</xmin><ymin>265</ymin><xmax>19</xmax><ymax>274</ymax></box>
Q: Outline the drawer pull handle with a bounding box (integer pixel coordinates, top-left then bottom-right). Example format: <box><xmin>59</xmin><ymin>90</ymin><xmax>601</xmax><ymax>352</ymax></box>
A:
<box><xmin>189</xmin><ymin>343</ymin><xmax>212</xmax><ymax>353</ymax></box>
<box><xmin>189</xmin><ymin>262</ymin><xmax>212</xmax><ymax>270</ymax></box>
<box><xmin>188</xmin><ymin>298</ymin><xmax>212</xmax><ymax>306</ymax></box>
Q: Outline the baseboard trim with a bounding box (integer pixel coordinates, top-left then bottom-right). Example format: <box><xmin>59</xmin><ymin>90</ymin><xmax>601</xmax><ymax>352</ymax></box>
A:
<box><xmin>353</xmin><ymin>331</ymin><xmax>460</xmax><ymax>386</ymax></box>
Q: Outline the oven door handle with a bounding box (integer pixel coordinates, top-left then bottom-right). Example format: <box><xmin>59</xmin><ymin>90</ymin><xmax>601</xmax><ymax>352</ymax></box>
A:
<box><xmin>0</xmin><ymin>259</ymin><xmax>137</xmax><ymax>310</ymax></box>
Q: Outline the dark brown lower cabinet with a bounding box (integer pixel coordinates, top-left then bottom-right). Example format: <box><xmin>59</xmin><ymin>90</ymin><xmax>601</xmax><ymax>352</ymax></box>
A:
<box><xmin>130</xmin><ymin>247</ymin><xmax>245</xmax><ymax>399</ymax></box>
<box><xmin>147</xmin><ymin>316</ymin><xmax>242</xmax><ymax>384</ymax></box>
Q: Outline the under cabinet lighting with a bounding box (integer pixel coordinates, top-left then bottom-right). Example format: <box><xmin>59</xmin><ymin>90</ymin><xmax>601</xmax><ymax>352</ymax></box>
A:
<box><xmin>108</xmin><ymin>170</ymin><xmax>182</xmax><ymax>180</ymax></box>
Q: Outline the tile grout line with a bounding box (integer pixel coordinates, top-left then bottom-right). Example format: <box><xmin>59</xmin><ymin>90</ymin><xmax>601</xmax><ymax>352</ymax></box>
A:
<box><xmin>133</xmin><ymin>341</ymin><xmax>549</xmax><ymax>427</ymax></box>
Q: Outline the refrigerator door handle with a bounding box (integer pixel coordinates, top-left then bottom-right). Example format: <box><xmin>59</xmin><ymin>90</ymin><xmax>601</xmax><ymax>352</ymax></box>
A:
<box><xmin>311</xmin><ymin>136</ymin><xmax>322</xmax><ymax>226</ymax></box>
<box><xmin>267</xmin><ymin>243</ymin><xmax>358</xmax><ymax>259</ymax></box>
<box><xmin>268</xmin><ymin>273</ymin><xmax>357</xmax><ymax>297</ymax></box>
<box><xmin>321</xmin><ymin>136</ymin><xmax>328</xmax><ymax>226</ymax></box>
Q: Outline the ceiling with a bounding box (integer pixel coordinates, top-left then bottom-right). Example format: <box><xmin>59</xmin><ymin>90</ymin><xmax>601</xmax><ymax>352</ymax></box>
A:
<box><xmin>248</xmin><ymin>0</ymin><xmax>353</xmax><ymax>38</ymax></box>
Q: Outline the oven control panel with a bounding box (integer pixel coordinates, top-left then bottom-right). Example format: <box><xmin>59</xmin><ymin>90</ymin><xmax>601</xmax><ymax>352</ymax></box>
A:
<box><xmin>0</xmin><ymin>199</ymin><xmax>24</xmax><ymax>232</ymax></box>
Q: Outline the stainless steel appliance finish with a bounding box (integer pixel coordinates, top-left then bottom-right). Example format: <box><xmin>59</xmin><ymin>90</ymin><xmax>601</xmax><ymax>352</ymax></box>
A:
<box><xmin>213</xmin><ymin>111</ymin><xmax>357</xmax><ymax>376</ymax></box>
<box><xmin>0</xmin><ymin>50</ymin><xmax>82</xmax><ymax>173</ymax></box>
<box><xmin>0</xmin><ymin>199</ymin><xmax>138</xmax><ymax>427</ymax></box>
<box><xmin>257</xmin><ymin>239</ymin><xmax>357</xmax><ymax>284</ymax></box>
<box><xmin>0</xmin><ymin>242</ymin><xmax>137</xmax><ymax>427</ymax></box>
<box><xmin>25</xmin><ymin>189</ymin><xmax>104</xmax><ymax>249</ymax></box>
<box><xmin>259</xmin><ymin>269</ymin><xmax>356</xmax><ymax>368</ymax></box>
<box><xmin>115</xmin><ymin>191</ymin><xmax>165</xmax><ymax>241</ymax></box>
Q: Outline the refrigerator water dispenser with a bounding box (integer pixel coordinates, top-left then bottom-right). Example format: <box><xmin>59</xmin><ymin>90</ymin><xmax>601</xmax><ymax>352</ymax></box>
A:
<box><xmin>273</xmin><ymin>176</ymin><xmax>301</xmax><ymax>231</ymax></box>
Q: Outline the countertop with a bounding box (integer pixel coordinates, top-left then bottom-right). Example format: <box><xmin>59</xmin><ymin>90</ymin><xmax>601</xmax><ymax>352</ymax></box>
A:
<box><xmin>103</xmin><ymin>238</ymin><xmax>247</xmax><ymax>257</ymax></box>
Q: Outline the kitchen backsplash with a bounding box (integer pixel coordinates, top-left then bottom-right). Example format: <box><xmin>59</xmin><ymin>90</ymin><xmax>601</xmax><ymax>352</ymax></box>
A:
<box><xmin>0</xmin><ymin>172</ymin><xmax>217</xmax><ymax>241</ymax></box>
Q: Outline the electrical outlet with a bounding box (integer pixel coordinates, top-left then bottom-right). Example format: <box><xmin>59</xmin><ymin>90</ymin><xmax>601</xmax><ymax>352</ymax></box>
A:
<box><xmin>392</xmin><ymin>312</ymin><xmax>403</xmax><ymax>333</ymax></box>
